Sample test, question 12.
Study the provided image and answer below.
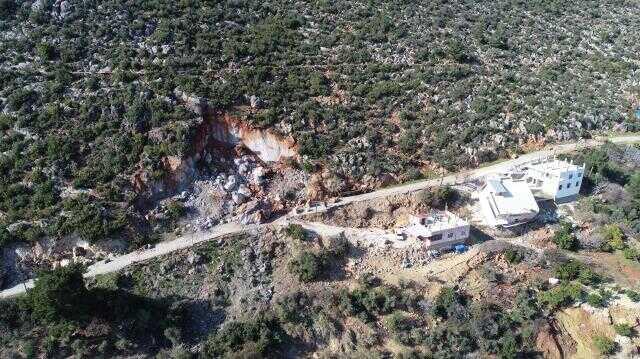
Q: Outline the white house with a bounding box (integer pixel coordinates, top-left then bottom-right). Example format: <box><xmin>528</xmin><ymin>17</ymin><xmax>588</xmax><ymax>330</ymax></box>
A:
<box><xmin>522</xmin><ymin>157</ymin><xmax>585</xmax><ymax>202</ymax></box>
<box><xmin>398</xmin><ymin>211</ymin><xmax>470</xmax><ymax>249</ymax></box>
<box><xmin>479</xmin><ymin>176</ymin><xmax>540</xmax><ymax>228</ymax></box>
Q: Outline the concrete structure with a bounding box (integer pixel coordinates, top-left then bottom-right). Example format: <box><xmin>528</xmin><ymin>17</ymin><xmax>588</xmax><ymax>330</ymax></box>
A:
<box><xmin>479</xmin><ymin>176</ymin><xmax>539</xmax><ymax>227</ymax></box>
<box><xmin>398</xmin><ymin>211</ymin><xmax>470</xmax><ymax>249</ymax></box>
<box><xmin>522</xmin><ymin>157</ymin><xmax>585</xmax><ymax>202</ymax></box>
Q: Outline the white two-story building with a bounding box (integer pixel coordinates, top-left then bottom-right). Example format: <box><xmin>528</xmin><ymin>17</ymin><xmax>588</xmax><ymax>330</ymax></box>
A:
<box><xmin>523</xmin><ymin>157</ymin><xmax>585</xmax><ymax>202</ymax></box>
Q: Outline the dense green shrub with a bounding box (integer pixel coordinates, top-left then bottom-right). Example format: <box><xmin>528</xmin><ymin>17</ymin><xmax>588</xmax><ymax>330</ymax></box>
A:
<box><xmin>626</xmin><ymin>172</ymin><xmax>640</xmax><ymax>200</ymax></box>
<box><xmin>337</xmin><ymin>284</ymin><xmax>404</xmax><ymax>322</ymax></box>
<box><xmin>586</xmin><ymin>293</ymin><xmax>604</xmax><ymax>307</ymax></box>
<box><xmin>431</xmin><ymin>287</ymin><xmax>466</xmax><ymax>319</ymax></box>
<box><xmin>284</xmin><ymin>224</ymin><xmax>306</xmax><ymax>241</ymax></box>
<box><xmin>203</xmin><ymin>315</ymin><xmax>284</xmax><ymax>357</ymax></box>
<box><xmin>592</xmin><ymin>335</ymin><xmax>617</xmax><ymax>355</ymax></box>
<box><xmin>613</xmin><ymin>323</ymin><xmax>634</xmax><ymax>337</ymax></box>
<box><xmin>504</xmin><ymin>249</ymin><xmax>524</xmax><ymax>264</ymax></box>
<box><xmin>538</xmin><ymin>282</ymin><xmax>584</xmax><ymax>309</ymax></box>
<box><xmin>58</xmin><ymin>195</ymin><xmax>128</xmax><ymax>243</ymax></box>
<box><xmin>288</xmin><ymin>251</ymin><xmax>326</xmax><ymax>282</ymax></box>
<box><xmin>165</xmin><ymin>201</ymin><xmax>186</xmax><ymax>221</ymax></box>
<box><xmin>601</xmin><ymin>225</ymin><xmax>626</xmax><ymax>251</ymax></box>
<box><xmin>21</xmin><ymin>264</ymin><xmax>91</xmax><ymax>323</ymax></box>
<box><xmin>420</xmin><ymin>186</ymin><xmax>459</xmax><ymax>209</ymax></box>
<box><xmin>553</xmin><ymin>222</ymin><xmax>579</xmax><ymax>251</ymax></box>
<box><xmin>622</xmin><ymin>247</ymin><xmax>639</xmax><ymax>260</ymax></box>
<box><xmin>554</xmin><ymin>260</ymin><xmax>601</xmax><ymax>286</ymax></box>
<box><xmin>384</xmin><ymin>311</ymin><xmax>412</xmax><ymax>333</ymax></box>
<box><xmin>626</xmin><ymin>290</ymin><xmax>640</xmax><ymax>302</ymax></box>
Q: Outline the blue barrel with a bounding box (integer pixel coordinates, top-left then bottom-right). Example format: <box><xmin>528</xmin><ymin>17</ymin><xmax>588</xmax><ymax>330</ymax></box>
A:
<box><xmin>454</xmin><ymin>244</ymin><xmax>468</xmax><ymax>253</ymax></box>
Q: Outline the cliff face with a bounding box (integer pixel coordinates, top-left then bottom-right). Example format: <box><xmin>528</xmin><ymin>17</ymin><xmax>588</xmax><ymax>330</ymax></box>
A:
<box><xmin>204</xmin><ymin>113</ymin><xmax>297</xmax><ymax>163</ymax></box>
<box><xmin>131</xmin><ymin>103</ymin><xmax>298</xmax><ymax>198</ymax></box>
<box><xmin>176</xmin><ymin>89</ymin><xmax>298</xmax><ymax>163</ymax></box>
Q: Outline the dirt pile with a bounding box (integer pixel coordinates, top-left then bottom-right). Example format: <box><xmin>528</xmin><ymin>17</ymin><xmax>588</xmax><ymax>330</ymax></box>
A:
<box><xmin>303</xmin><ymin>191</ymin><xmax>432</xmax><ymax>229</ymax></box>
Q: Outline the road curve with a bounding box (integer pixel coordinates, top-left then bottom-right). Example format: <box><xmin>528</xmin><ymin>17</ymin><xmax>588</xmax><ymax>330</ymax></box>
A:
<box><xmin>2</xmin><ymin>135</ymin><xmax>639</xmax><ymax>299</ymax></box>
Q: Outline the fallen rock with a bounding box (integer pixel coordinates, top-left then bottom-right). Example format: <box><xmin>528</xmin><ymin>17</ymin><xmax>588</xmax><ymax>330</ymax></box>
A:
<box><xmin>232</xmin><ymin>192</ymin><xmax>247</xmax><ymax>205</ymax></box>
<box><xmin>187</xmin><ymin>253</ymin><xmax>203</xmax><ymax>265</ymax></box>
<box><xmin>224</xmin><ymin>175</ymin><xmax>238</xmax><ymax>191</ymax></box>
<box><xmin>237</xmin><ymin>185</ymin><xmax>251</xmax><ymax>197</ymax></box>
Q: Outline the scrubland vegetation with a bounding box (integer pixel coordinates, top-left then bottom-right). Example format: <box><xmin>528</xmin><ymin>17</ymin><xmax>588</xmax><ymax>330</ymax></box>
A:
<box><xmin>1</xmin><ymin>0</ymin><xmax>640</xmax><ymax>249</ymax></box>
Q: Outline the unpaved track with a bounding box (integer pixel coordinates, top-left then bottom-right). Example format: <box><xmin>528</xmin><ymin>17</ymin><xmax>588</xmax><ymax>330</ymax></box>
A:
<box><xmin>2</xmin><ymin>135</ymin><xmax>639</xmax><ymax>299</ymax></box>
<box><xmin>0</xmin><ymin>223</ymin><xmax>249</xmax><ymax>298</ymax></box>
<box><xmin>293</xmin><ymin>135</ymin><xmax>640</xmax><ymax>214</ymax></box>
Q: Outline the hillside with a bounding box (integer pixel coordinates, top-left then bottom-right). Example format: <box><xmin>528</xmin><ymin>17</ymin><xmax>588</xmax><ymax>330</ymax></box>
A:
<box><xmin>2</xmin><ymin>2</ymin><xmax>640</xmax><ymax>357</ymax></box>
<box><xmin>1</xmin><ymin>0</ymin><xmax>640</xmax><ymax>253</ymax></box>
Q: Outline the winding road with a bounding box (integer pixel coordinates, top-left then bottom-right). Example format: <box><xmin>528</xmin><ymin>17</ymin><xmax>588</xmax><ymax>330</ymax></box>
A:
<box><xmin>1</xmin><ymin>135</ymin><xmax>639</xmax><ymax>299</ymax></box>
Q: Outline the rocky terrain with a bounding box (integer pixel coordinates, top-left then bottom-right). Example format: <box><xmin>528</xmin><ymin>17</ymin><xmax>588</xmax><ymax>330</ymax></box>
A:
<box><xmin>1</xmin><ymin>0</ymin><xmax>640</xmax><ymax>356</ymax></box>
<box><xmin>2</xmin><ymin>0</ymin><xmax>640</xmax><ymax>274</ymax></box>
<box><xmin>4</xmin><ymin>212</ymin><xmax>640</xmax><ymax>358</ymax></box>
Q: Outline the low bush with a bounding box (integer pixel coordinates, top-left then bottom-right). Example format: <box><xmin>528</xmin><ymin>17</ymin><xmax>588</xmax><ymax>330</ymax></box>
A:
<box><xmin>613</xmin><ymin>323</ymin><xmax>634</xmax><ymax>337</ymax></box>
<box><xmin>622</xmin><ymin>247</ymin><xmax>639</xmax><ymax>260</ymax></box>
<box><xmin>504</xmin><ymin>249</ymin><xmax>524</xmax><ymax>264</ymax></box>
<box><xmin>384</xmin><ymin>311</ymin><xmax>412</xmax><ymax>333</ymax></box>
<box><xmin>284</xmin><ymin>224</ymin><xmax>306</xmax><ymax>241</ymax></box>
<box><xmin>625</xmin><ymin>290</ymin><xmax>640</xmax><ymax>302</ymax></box>
<box><xmin>554</xmin><ymin>260</ymin><xmax>601</xmax><ymax>286</ymax></box>
<box><xmin>553</xmin><ymin>221</ymin><xmax>578</xmax><ymax>251</ymax></box>
<box><xmin>288</xmin><ymin>251</ymin><xmax>326</xmax><ymax>282</ymax></box>
<box><xmin>420</xmin><ymin>186</ymin><xmax>459</xmax><ymax>209</ymax></box>
<box><xmin>165</xmin><ymin>201</ymin><xmax>186</xmax><ymax>221</ymax></box>
<box><xmin>203</xmin><ymin>315</ymin><xmax>284</xmax><ymax>357</ymax></box>
<box><xmin>538</xmin><ymin>282</ymin><xmax>584</xmax><ymax>310</ymax></box>
<box><xmin>586</xmin><ymin>293</ymin><xmax>604</xmax><ymax>308</ymax></box>
<box><xmin>431</xmin><ymin>287</ymin><xmax>467</xmax><ymax>319</ymax></box>
<box><xmin>592</xmin><ymin>335</ymin><xmax>617</xmax><ymax>355</ymax></box>
<box><xmin>601</xmin><ymin>225</ymin><xmax>626</xmax><ymax>251</ymax></box>
<box><xmin>337</xmin><ymin>284</ymin><xmax>404</xmax><ymax>322</ymax></box>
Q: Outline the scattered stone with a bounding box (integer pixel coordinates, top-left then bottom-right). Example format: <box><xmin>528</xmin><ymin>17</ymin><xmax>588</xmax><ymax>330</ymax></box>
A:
<box><xmin>224</xmin><ymin>175</ymin><xmax>238</xmax><ymax>191</ymax></box>
<box><xmin>249</xmin><ymin>95</ymin><xmax>261</xmax><ymax>109</ymax></box>
<box><xmin>187</xmin><ymin>253</ymin><xmax>203</xmax><ymax>265</ymax></box>
<box><xmin>232</xmin><ymin>192</ymin><xmax>247</xmax><ymax>205</ymax></box>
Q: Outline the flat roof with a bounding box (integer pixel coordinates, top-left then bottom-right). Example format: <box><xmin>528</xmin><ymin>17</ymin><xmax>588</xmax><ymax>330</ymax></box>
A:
<box><xmin>526</xmin><ymin>158</ymin><xmax>584</xmax><ymax>175</ymax></box>
<box><xmin>484</xmin><ymin>177</ymin><xmax>539</xmax><ymax>216</ymax></box>
<box><xmin>404</xmin><ymin>211</ymin><xmax>468</xmax><ymax>237</ymax></box>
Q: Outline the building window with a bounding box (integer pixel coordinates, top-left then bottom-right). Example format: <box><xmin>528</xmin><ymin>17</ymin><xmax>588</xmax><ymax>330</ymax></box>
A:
<box><xmin>567</xmin><ymin>183</ymin><xmax>571</xmax><ymax>188</ymax></box>
<box><xmin>576</xmin><ymin>181</ymin><xmax>579</xmax><ymax>187</ymax></box>
<box><xmin>578</xmin><ymin>172</ymin><xmax>582</xmax><ymax>178</ymax></box>
<box><xmin>558</xmin><ymin>184</ymin><xmax>563</xmax><ymax>190</ymax></box>
<box><xmin>569</xmin><ymin>174</ymin><xmax>573</xmax><ymax>179</ymax></box>
<box><xmin>447</xmin><ymin>233</ymin><xmax>453</xmax><ymax>238</ymax></box>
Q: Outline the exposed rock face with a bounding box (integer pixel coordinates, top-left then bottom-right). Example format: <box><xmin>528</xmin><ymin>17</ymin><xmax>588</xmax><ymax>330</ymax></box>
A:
<box><xmin>132</xmin><ymin>91</ymin><xmax>299</xmax><ymax>199</ymax></box>
<box><xmin>207</xmin><ymin>114</ymin><xmax>297</xmax><ymax>163</ymax></box>
<box><xmin>176</xmin><ymin>89</ymin><xmax>298</xmax><ymax>163</ymax></box>
<box><xmin>131</xmin><ymin>156</ymin><xmax>196</xmax><ymax>197</ymax></box>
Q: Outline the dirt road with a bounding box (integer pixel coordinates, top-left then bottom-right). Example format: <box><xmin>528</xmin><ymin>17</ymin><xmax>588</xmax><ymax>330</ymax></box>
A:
<box><xmin>2</xmin><ymin>135</ymin><xmax>639</xmax><ymax>299</ymax></box>
<box><xmin>290</xmin><ymin>135</ymin><xmax>640</xmax><ymax>215</ymax></box>
<box><xmin>0</xmin><ymin>222</ymin><xmax>249</xmax><ymax>299</ymax></box>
